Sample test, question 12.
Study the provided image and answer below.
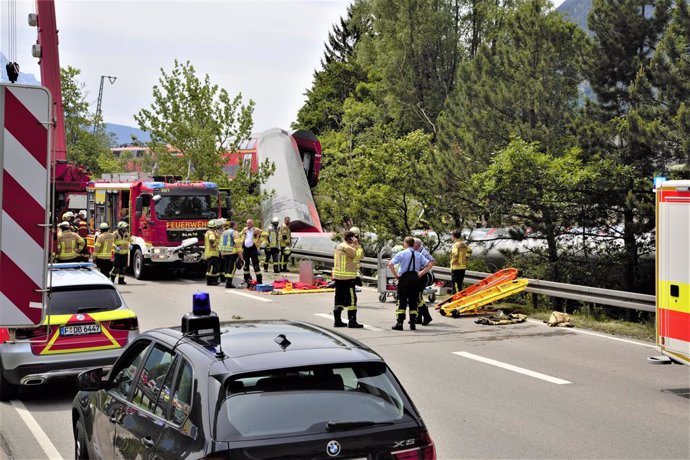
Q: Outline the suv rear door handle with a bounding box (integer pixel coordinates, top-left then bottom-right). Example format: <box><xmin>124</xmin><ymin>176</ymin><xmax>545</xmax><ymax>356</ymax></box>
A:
<box><xmin>141</xmin><ymin>436</ymin><xmax>155</xmax><ymax>448</ymax></box>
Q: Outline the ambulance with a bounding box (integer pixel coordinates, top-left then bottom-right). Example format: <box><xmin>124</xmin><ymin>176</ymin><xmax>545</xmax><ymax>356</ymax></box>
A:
<box><xmin>654</xmin><ymin>179</ymin><xmax>690</xmax><ymax>365</ymax></box>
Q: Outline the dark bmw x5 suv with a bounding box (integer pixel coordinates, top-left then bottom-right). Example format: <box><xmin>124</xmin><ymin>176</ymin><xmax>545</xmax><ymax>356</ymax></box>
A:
<box><xmin>72</xmin><ymin>308</ymin><xmax>436</xmax><ymax>460</ymax></box>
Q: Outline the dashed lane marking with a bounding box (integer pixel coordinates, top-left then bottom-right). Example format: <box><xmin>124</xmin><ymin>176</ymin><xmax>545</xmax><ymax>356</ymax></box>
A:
<box><xmin>10</xmin><ymin>399</ymin><xmax>63</xmax><ymax>459</ymax></box>
<box><xmin>225</xmin><ymin>289</ymin><xmax>273</xmax><ymax>302</ymax></box>
<box><xmin>525</xmin><ymin>319</ymin><xmax>656</xmax><ymax>348</ymax></box>
<box><xmin>452</xmin><ymin>351</ymin><xmax>572</xmax><ymax>385</ymax></box>
<box><xmin>313</xmin><ymin>313</ymin><xmax>383</xmax><ymax>331</ymax></box>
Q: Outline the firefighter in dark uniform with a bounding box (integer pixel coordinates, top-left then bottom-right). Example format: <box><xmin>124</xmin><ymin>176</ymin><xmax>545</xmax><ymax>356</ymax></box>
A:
<box><xmin>332</xmin><ymin>231</ymin><xmax>364</xmax><ymax>328</ymax></box>
<box><xmin>205</xmin><ymin>219</ymin><xmax>221</xmax><ymax>285</ymax></box>
<box><xmin>93</xmin><ymin>222</ymin><xmax>114</xmax><ymax>277</ymax></box>
<box><xmin>279</xmin><ymin>216</ymin><xmax>292</xmax><ymax>272</ymax></box>
<box><xmin>263</xmin><ymin>217</ymin><xmax>281</xmax><ymax>273</ymax></box>
<box><xmin>387</xmin><ymin>237</ymin><xmax>432</xmax><ymax>331</ymax></box>
<box><xmin>413</xmin><ymin>237</ymin><xmax>436</xmax><ymax>326</ymax></box>
<box><xmin>111</xmin><ymin>221</ymin><xmax>131</xmax><ymax>285</ymax></box>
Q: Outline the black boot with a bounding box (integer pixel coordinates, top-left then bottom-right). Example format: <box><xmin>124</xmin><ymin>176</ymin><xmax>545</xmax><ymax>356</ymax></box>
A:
<box><xmin>420</xmin><ymin>306</ymin><xmax>433</xmax><ymax>326</ymax></box>
<box><xmin>257</xmin><ymin>274</ymin><xmax>263</xmax><ymax>285</ymax></box>
<box><xmin>110</xmin><ymin>276</ymin><xmax>115</xmax><ymax>282</ymax></box>
<box><xmin>118</xmin><ymin>278</ymin><xmax>127</xmax><ymax>285</ymax></box>
<box><xmin>333</xmin><ymin>309</ymin><xmax>347</xmax><ymax>327</ymax></box>
<box><xmin>391</xmin><ymin>314</ymin><xmax>405</xmax><ymax>331</ymax></box>
<box><xmin>409</xmin><ymin>317</ymin><xmax>416</xmax><ymax>330</ymax></box>
<box><xmin>347</xmin><ymin>310</ymin><xmax>364</xmax><ymax>328</ymax></box>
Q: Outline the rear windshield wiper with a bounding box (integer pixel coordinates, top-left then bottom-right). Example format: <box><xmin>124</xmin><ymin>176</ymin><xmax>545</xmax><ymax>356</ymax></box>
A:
<box><xmin>76</xmin><ymin>307</ymin><xmax>111</xmax><ymax>313</ymax></box>
<box><xmin>326</xmin><ymin>420</ymin><xmax>394</xmax><ymax>432</ymax></box>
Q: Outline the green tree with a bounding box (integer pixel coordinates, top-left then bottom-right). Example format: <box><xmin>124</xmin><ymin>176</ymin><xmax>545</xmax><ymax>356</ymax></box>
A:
<box><xmin>135</xmin><ymin>60</ymin><xmax>255</xmax><ymax>183</ymax></box>
<box><xmin>61</xmin><ymin>66</ymin><xmax>114</xmax><ymax>174</ymax></box>
<box><xmin>582</xmin><ymin>0</ymin><xmax>672</xmax><ymax>291</ymax></box>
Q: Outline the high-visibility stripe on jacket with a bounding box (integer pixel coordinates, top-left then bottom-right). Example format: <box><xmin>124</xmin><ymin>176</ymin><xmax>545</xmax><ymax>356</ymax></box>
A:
<box><xmin>450</xmin><ymin>240</ymin><xmax>470</xmax><ymax>270</ymax></box>
<box><xmin>57</xmin><ymin>231</ymin><xmax>85</xmax><ymax>260</ymax></box>
<box><xmin>279</xmin><ymin>224</ymin><xmax>291</xmax><ymax>248</ymax></box>
<box><xmin>333</xmin><ymin>242</ymin><xmax>357</xmax><ymax>280</ymax></box>
<box><xmin>77</xmin><ymin>220</ymin><xmax>88</xmax><ymax>238</ymax></box>
<box><xmin>354</xmin><ymin>246</ymin><xmax>363</xmax><ymax>268</ymax></box>
<box><xmin>93</xmin><ymin>232</ymin><xmax>115</xmax><ymax>260</ymax></box>
<box><xmin>219</xmin><ymin>229</ymin><xmax>239</xmax><ymax>254</ymax></box>
<box><xmin>205</xmin><ymin>230</ymin><xmax>219</xmax><ymax>258</ymax></box>
<box><xmin>113</xmin><ymin>231</ymin><xmax>131</xmax><ymax>255</ymax></box>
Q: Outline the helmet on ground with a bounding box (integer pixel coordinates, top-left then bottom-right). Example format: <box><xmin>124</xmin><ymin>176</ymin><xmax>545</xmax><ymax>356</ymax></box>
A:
<box><xmin>78</xmin><ymin>210</ymin><xmax>87</xmax><ymax>218</ymax></box>
<box><xmin>58</xmin><ymin>221</ymin><xmax>70</xmax><ymax>230</ymax></box>
<box><xmin>349</xmin><ymin>226</ymin><xmax>360</xmax><ymax>236</ymax></box>
<box><xmin>99</xmin><ymin>222</ymin><xmax>110</xmax><ymax>231</ymax></box>
<box><xmin>62</xmin><ymin>211</ymin><xmax>74</xmax><ymax>221</ymax></box>
<box><xmin>272</xmin><ymin>216</ymin><xmax>279</xmax><ymax>224</ymax></box>
<box><xmin>207</xmin><ymin>219</ymin><xmax>216</xmax><ymax>229</ymax></box>
<box><xmin>117</xmin><ymin>221</ymin><xmax>129</xmax><ymax>229</ymax></box>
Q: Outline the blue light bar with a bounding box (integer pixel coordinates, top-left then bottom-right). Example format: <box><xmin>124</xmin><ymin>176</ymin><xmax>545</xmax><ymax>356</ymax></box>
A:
<box><xmin>49</xmin><ymin>262</ymin><xmax>95</xmax><ymax>270</ymax></box>
<box><xmin>144</xmin><ymin>181</ymin><xmax>165</xmax><ymax>189</ymax></box>
<box><xmin>203</xmin><ymin>182</ymin><xmax>218</xmax><ymax>189</ymax></box>
<box><xmin>192</xmin><ymin>292</ymin><xmax>211</xmax><ymax>316</ymax></box>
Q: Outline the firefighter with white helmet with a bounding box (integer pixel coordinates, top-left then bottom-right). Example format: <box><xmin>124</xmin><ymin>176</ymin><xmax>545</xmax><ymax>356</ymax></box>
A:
<box><xmin>279</xmin><ymin>216</ymin><xmax>292</xmax><ymax>272</ymax></box>
<box><xmin>349</xmin><ymin>226</ymin><xmax>364</xmax><ymax>281</ymax></box>
<box><xmin>219</xmin><ymin>220</ymin><xmax>242</xmax><ymax>288</ymax></box>
<box><xmin>93</xmin><ymin>222</ymin><xmax>114</xmax><ymax>277</ymax></box>
<box><xmin>205</xmin><ymin>220</ymin><xmax>221</xmax><ymax>285</ymax></box>
<box><xmin>111</xmin><ymin>221</ymin><xmax>131</xmax><ymax>285</ymax></box>
<box><xmin>263</xmin><ymin>217</ymin><xmax>281</xmax><ymax>273</ymax></box>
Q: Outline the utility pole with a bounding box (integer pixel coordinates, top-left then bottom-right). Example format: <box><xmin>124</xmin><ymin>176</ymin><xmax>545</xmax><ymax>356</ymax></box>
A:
<box><xmin>93</xmin><ymin>75</ymin><xmax>116</xmax><ymax>133</ymax></box>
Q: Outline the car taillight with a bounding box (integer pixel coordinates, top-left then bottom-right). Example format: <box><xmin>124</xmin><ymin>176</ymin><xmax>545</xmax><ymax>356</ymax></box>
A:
<box><xmin>109</xmin><ymin>317</ymin><xmax>139</xmax><ymax>330</ymax></box>
<box><xmin>12</xmin><ymin>326</ymin><xmax>50</xmax><ymax>340</ymax></box>
<box><xmin>392</xmin><ymin>431</ymin><xmax>436</xmax><ymax>460</ymax></box>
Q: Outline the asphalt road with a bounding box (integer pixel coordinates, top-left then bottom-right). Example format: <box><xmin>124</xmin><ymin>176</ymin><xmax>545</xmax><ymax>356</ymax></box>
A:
<box><xmin>1</xmin><ymin>272</ymin><xmax>689</xmax><ymax>459</ymax></box>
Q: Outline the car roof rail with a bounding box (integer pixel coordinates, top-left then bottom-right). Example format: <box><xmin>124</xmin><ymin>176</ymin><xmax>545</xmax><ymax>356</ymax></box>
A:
<box><xmin>48</xmin><ymin>262</ymin><xmax>96</xmax><ymax>270</ymax></box>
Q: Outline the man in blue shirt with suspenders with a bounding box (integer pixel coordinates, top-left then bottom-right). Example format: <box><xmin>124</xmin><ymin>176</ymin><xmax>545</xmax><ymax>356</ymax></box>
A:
<box><xmin>388</xmin><ymin>237</ymin><xmax>433</xmax><ymax>330</ymax></box>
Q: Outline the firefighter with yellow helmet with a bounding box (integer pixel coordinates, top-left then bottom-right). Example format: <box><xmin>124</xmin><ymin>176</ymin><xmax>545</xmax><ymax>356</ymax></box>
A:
<box><xmin>110</xmin><ymin>221</ymin><xmax>131</xmax><ymax>285</ymax></box>
<box><xmin>219</xmin><ymin>220</ymin><xmax>242</xmax><ymax>288</ymax></box>
<box><xmin>205</xmin><ymin>219</ymin><xmax>221</xmax><ymax>285</ymax></box>
<box><xmin>263</xmin><ymin>217</ymin><xmax>281</xmax><ymax>273</ymax></box>
<box><xmin>332</xmin><ymin>231</ymin><xmax>364</xmax><ymax>328</ymax></box>
<box><xmin>55</xmin><ymin>221</ymin><xmax>85</xmax><ymax>262</ymax></box>
<box><xmin>93</xmin><ymin>222</ymin><xmax>114</xmax><ymax>277</ymax></box>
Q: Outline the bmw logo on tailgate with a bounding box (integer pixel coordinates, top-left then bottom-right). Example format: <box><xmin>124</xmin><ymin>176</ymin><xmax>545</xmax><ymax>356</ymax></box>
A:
<box><xmin>326</xmin><ymin>440</ymin><xmax>341</xmax><ymax>457</ymax></box>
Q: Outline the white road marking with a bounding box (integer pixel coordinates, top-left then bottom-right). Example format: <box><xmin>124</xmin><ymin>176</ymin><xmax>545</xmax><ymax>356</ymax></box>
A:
<box><xmin>526</xmin><ymin>319</ymin><xmax>656</xmax><ymax>348</ymax></box>
<box><xmin>313</xmin><ymin>313</ymin><xmax>382</xmax><ymax>331</ymax></box>
<box><xmin>225</xmin><ymin>289</ymin><xmax>273</xmax><ymax>302</ymax></box>
<box><xmin>452</xmin><ymin>351</ymin><xmax>572</xmax><ymax>385</ymax></box>
<box><xmin>10</xmin><ymin>399</ymin><xmax>63</xmax><ymax>459</ymax></box>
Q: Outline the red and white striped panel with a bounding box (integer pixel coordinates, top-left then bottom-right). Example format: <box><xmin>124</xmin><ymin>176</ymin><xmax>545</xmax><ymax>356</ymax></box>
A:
<box><xmin>0</xmin><ymin>84</ymin><xmax>51</xmax><ymax>326</ymax></box>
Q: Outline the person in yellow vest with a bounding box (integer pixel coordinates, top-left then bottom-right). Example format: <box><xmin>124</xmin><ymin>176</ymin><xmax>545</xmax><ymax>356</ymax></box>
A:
<box><xmin>205</xmin><ymin>219</ymin><xmax>221</xmax><ymax>286</ymax></box>
<box><xmin>239</xmin><ymin>219</ymin><xmax>264</xmax><ymax>285</ymax></box>
<box><xmin>450</xmin><ymin>229</ymin><xmax>471</xmax><ymax>294</ymax></box>
<box><xmin>278</xmin><ymin>216</ymin><xmax>292</xmax><ymax>272</ymax></box>
<box><xmin>57</xmin><ymin>211</ymin><xmax>75</xmax><ymax>238</ymax></box>
<box><xmin>93</xmin><ymin>222</ymin><xmax>114</xmax><ymax>278</ymax></box>
<box><xmin>263</xmin><ymin>217</ymin><xmax>281</xmax><ymax>273</ymax></box>
<box><xmin>110</xmin><ymin>221</ymin><xmax>131</xmax><ymax>285</ymax></box>
<box><xmin>219</xmin><ymin>220</ymin><xmax>242</xmax><ymax>288</ymax></box>
<box><xmin>349</xmin><ymin>226</ymin><xmax>364</xmax><ymax>282</ymax></box>
<box><xmin>56</xmin><ymin>221</ymin><xmax>85</xmax><ymax>262</ymax></box>
<box><xmin>332</xmin><ymin>231</ymin><xmax>364</xmax><ymax>328</ymax></box>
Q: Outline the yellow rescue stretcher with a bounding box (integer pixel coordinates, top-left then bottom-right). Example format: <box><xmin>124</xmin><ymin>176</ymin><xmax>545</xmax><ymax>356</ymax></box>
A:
<box><xmin>438</xmin><ymin>278</ymin><xmax>529</xmax><ymax>317</ymax></box>
<box><xmin>271</xmin><ymin>282</ymin><xmax>335</xmax><ymax>295</ymax></box>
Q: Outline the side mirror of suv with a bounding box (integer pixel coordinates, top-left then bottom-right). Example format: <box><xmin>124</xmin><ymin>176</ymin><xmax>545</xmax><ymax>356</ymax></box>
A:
<box><xmin>77</xmin><ymin>368</ymin><xmax>105</xmax><ymax>391</ymax></box>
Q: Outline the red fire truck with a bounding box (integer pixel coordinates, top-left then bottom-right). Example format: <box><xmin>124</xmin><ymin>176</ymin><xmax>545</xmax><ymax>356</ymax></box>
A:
<box><xmin>86</xmin><ymin>177</ymin><xmax>230</xmax><ymax>279</ymax></box>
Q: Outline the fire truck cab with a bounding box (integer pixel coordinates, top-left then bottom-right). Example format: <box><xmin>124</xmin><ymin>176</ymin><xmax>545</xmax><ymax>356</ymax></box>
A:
<box><xmin>86</xmin><ymin>178</ymin><xmax>228</xmax><ymax>279</ymax></box>
<box><xmin>654</xmin><ymin>179</ymin><xmax>690</xmax><ymax>365</ymax></box>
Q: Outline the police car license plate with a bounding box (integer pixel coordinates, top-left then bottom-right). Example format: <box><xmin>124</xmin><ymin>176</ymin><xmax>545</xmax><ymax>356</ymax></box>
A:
<box><xmin>61</xmin><ymin>324</ymin><xmax>101</xmax><ymax>336</ymax></box>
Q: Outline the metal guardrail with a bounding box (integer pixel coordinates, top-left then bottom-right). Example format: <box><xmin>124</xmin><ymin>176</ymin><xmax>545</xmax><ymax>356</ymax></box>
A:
<box><xmin>291</xmin><ymin>248</ymin><xmax>656</xmax><ymax>313</ymax></box>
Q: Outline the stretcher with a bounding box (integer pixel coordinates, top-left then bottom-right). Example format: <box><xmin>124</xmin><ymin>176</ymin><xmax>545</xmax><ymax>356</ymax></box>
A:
<box><xmin>436</xmin><ymin>268</ymin><xmax>518</xmax><ymax>310</ymax></box>
<box><xmin>271</xmin><ymin>281</ymin><xmax>335</xmax><ymax>295</ymax></box>
<box><xmin>438</xmin><ymin>278</ymin><xmax>529</xmax><ymax>317</ymax></box>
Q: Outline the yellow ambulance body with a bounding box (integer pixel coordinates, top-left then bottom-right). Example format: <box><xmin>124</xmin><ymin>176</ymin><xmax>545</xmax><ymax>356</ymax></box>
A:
<box><xmin>656</xmin><ymin>180</ymin><xmax>690</xmax><ymax>365</ymax></box>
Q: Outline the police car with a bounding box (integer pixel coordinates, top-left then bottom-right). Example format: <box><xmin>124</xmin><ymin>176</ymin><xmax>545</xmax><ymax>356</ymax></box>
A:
<box><xmin>0</xmin><ymin>263</ymin><xmax>139</xmax><ymax>401</ymax></box>
<box><xmin>72</xmin><ymin>293</ymin><xmax>436</xmax><ymax>459</ymax></box>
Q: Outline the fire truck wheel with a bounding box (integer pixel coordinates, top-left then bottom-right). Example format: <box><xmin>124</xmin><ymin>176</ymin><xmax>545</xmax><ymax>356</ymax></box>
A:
<box><xmin>133</xmin><ymin>248</ymin><xmax>149</xmax><ymax>280</ymax></box>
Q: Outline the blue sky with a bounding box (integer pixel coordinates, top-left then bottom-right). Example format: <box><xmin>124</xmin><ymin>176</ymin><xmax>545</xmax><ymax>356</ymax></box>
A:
<box><xmin>2</xmin><ymin>0</ymin><xmax>566</xmax><ymax>132</ymax></box>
